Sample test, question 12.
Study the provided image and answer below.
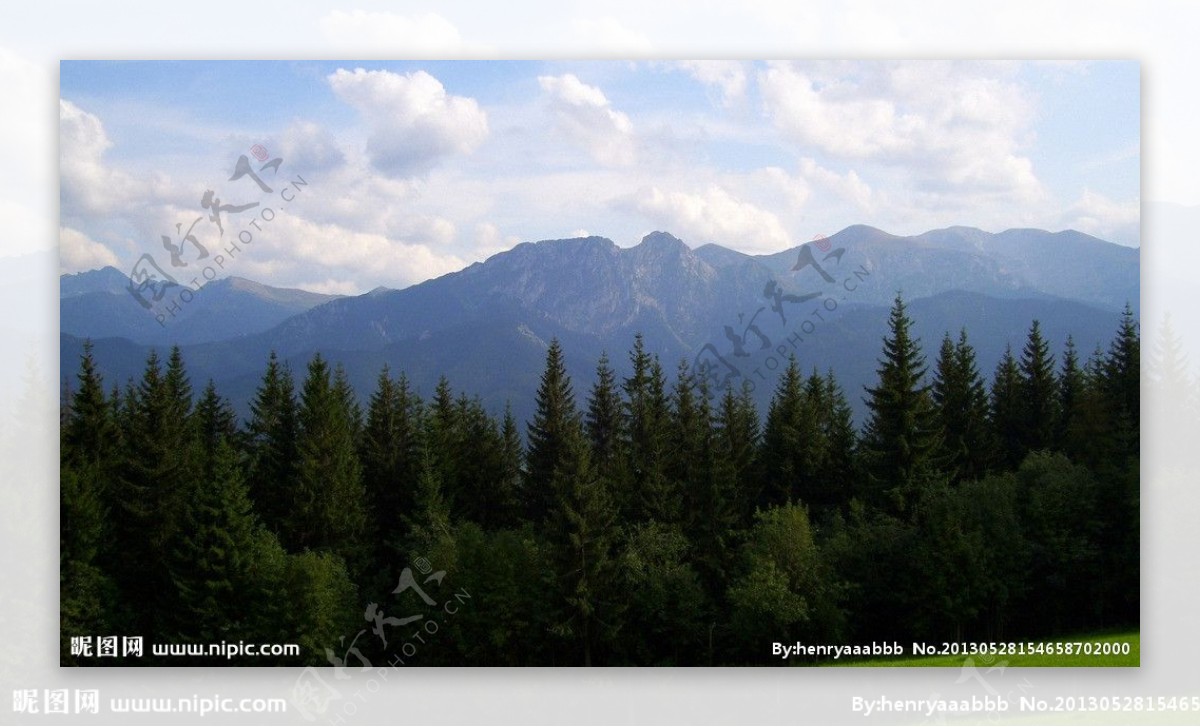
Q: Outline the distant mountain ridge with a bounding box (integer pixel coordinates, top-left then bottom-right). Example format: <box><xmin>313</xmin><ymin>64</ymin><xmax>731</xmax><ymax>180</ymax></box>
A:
<box><xmin>60</xmin><ymin>224</ymin><xmax>1139</xmax><ymax>426</ymax></box>
<box><xmin>60</xmin><ymin>267</ymin><xmax>341</xmax><ymax>346</ymax></box>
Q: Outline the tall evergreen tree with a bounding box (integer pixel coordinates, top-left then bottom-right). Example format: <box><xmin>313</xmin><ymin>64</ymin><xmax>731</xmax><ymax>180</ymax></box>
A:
<box><xmin>245</xmin><ymin>352</ymin><xmax>299</xmax><ymax>537</ymax></box>
<box><xmin>716</xmin><ymin>382</ymin><xmax>760</xmax><ymax>526</ymax></box>
<box><xmin>525</xmin><ymin>339</ymin><xmax>581</xmax><ymax>524</ymax></box>
<box><xmin>362</xmin><ymin>366</ymin><xmax>424</xmax><ymax>569</ymax></box>
<box><xmin>166</xmin><ymin>438</ymin><xmax>257</xmax><ymax>647</ymax></box>
<box><xmin>194</xmin><ymin>380</ymin><xmax>240</xmax><ymax>480</ymax></box>
<box><xmin>586</xmin><ymin>352</ymin><xmax>627</xmax><ymax>486</ymax></box>
<box><xmin>669</xmin><ymin>359</ymin><xmax>708</xmax><ymax>522</ymax></box>
<box><xmin>546</xmin><ymin>425</ymin><xmax>618</xmax><ymax>666</ymax></box>
<box><xmin>932</xmin><ymin>330</ymin><xmax>992</xmax><ymax>483</ymax></box>
<box><xmin>819</xmin><ymin>369</ymin><xmax>859</xmax><ymax>512</ymax></box>
<box><xmin>990</xmin><ymin>345</ymin><xmax>1024</xmax><ymax>471</ymax></box>
<box><xmin>861</xmin><ymin>294</ymin><xmax>942</xmax><ymax>514</ymax></box>
<box><xmin>110</xmin><ymin>348</ymin><xmax>198</xmax><ymax>637</ymax></box>
<box><xmin>1018</xmin><ymin>320</ymin><xmax>1060</xmax><ymax>454</ymax></box>
<box><xmin>1101</xmin><ymin>303</ymin><xmax>1140</xmax><ymax>460</ymax></box>
<box><xmin>623</xmin><ymin>334</ymin><xmax>674</xmax><ymax>523</ymax></box>
<box><xmin>292</xmin><ymin>353</ymin><xmax>368</xmax><ymax>573</ymax></box>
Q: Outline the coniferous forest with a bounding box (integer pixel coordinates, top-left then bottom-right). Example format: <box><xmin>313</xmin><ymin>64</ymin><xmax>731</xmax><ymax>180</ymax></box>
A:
<box><xmin>60</xmin><ymin>295</ymin><xmax>1139</xmax><ymax>666</ymax></box>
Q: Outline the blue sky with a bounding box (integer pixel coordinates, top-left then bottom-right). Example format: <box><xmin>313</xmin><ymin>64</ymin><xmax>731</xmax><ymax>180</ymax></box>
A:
<box><xmin>59</xmin><ymin>59</ymin><xmax>1139</xmax><ymax>294</ymax></box>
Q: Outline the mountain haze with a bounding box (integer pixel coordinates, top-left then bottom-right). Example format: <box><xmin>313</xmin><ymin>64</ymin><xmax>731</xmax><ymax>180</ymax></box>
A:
<box><xmin>60</xmin><ymin>225</ymin><xmax>1139</xmax><ymax>426</ymax></box>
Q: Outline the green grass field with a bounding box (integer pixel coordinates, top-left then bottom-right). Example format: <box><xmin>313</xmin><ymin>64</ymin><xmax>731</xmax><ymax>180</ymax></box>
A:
<box><xmin>828</xmin><ymin>631</ymin><xmax>1139</xmax><ymax>667</ymax></box>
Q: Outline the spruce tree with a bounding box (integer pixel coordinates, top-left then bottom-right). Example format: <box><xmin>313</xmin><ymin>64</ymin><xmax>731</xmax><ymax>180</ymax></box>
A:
<box><xmin>586</xmin><ymin>352</ymin><xmax>627</xmax><ymax>486</ymax></box>
<box><xmin>194</xmin><ymin>380</ymin><xmax>239</xmax><ymax>480</ymax></box>
<box><xmin>362</xmin><ymin>366</ymin><xmax>424</xmax><ymax>570</ymax></box>
<box><xmin>166</xmin><ymin>438</ymin><xmax>257</xmax><ymax>648</ymax></box>
<box><xmin>1101</xmin><ymin>303</ymin><xmax>1140</xmax><ymax>460</ymax></box>
<box><xmin>524</xmin><ymin>339</ymin><xmax>579</xmax><ymax>524</ymax></box>
<box><xmin>989</xmin><ymin>345</ymin><xmax>1024</xmax><ymax>470</ymax></box>
<box><xmin>716</xmin><ymin>382</ymin><xmax>760</xmax><ymax>526</ymax></box>
<box><xmin>546</xmin><ymin>425</ymin><xmax>618</xmax><ymax>666</ymax></box>
<box><xmin>110</xmin><ymin>348</ymin><xmax>197</xmax><ymax>638</ymax></box>
<box><xmin>292</xmin><ymin>353</ymin><xmax>368</xmax><ymax>573</ymax></box>
<box><xmin>622</xmin><ymin>334</ymin><xmax>674</xmax><ymax>522</ymax></box>
<box><xmin>1018</xmin><ymin>320</ymin><xmax>1059</xmax><ymax>454</ymax></box>
<box><xmin>932</xmin><ymin>330</ymin><xmax>992</xmax><ymax>483</ymax></box>
<box><xmin>245</xmin><ymin>352</ymin><xmax>299</xmax><ymax>537</ymax></box>
<box><xmin>861</xmin><ymin>294</ymin><xmax>942</xmax><ymax>514</ymax></box>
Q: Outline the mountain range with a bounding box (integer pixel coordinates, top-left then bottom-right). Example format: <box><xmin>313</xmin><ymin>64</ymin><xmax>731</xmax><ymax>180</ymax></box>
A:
<box><xmin>60</xmin><ymin>225</ymin><xmax>1139</xmax><ymax>427</ymax></box>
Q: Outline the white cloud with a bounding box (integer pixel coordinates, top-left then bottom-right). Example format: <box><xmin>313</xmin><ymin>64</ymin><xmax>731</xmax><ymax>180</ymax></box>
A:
<box><xmin>59</xmin><ymin>100</ymin><xmax>145</xmax><ymax>217</ymax></box>
<box><xmin>798</xmin><ymin>158</ymin><xmax>873</xmax><ymax>212</ymax></box>
<box><xmin>279</xmin><ymin>121</ymin><xmax>346</xmax><ymax>174</ymax></box>
<box><xmin>538</xmin><ymin>74</ymin><xmax>635</xmax><ymax>166</ymax></box>
<box><xmin>318</xmin><ymin>11</ymin><xmax>467</xmax><ymax>55</ymax></box>
<box><xmin>235</xmin><ymin>212</ymin><xmax>467</xmax><ymax>293</ymax></box>
<box><xmin>473</xmin><ymin>222</ymin><xmax>521</xmax><ymax>260</ymax></box>
<box><xmin>59</xmin><ymin>226</ymin><xmax>118</xmax><ymax>273</ymax></box>
<box><xmin>1060</xmin><ymin>190</ymin><xmax>1140</xmax><ymax>245</ymax></box>
<box><xmin>759</xmin><ymin>61</ymin><xmax>1044</xmax><ymax>201</ymax></box>
<box><xmin>620</xmin><ymin>185</ymin><xmax>792</xmax><ymax>253</ymax></box>
<box><xmin>676</xmin><ymin>61</ymin><xmax>748</xmax><ymax>106</ymax></box>
<box><xmin>328</xmin><ymin>68</ymin><xmax>489</xmax><ymax>178</ymax></box>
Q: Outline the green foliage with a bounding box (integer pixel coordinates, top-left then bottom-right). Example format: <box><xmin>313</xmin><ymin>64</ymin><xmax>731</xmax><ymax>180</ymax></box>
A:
<box><xmin>727</xmin><ymin>503</ymin><xmax>841</xmax><ymax>662</ymax></box>
<box><xmin>62</xmin><ymin>308</ymin><xmax>1139</xmax><ymax>665</ymax></box>
<box><xmin>861</xmin><ymin>294</ymin><xmax>943</xmax><ymax>515</ymax></box>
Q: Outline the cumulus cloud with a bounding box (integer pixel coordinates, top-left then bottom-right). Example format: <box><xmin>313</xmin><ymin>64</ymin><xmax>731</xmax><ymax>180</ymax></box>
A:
<box><xmin>798</xmin><ymin>158</ymin><xmax>873</xmax><ymax>212</ymax></box>
<box><xmin>676</xmin><ymin>61</ymin><xmax>748</xmax><ymax>106</ymax></box>
<box><xmin>538</xmin><ymin>74</ymin><xmax>635</xmax><ymax>166</ymax></box>
<box><xmin>328</xmin><ymin>68</ymin><xmax>489</xmax><ymax>178</ymax></box>
<box><xmin>759</xmin><ymin>61</ymin><xmax>1044</xmax><ymax>202</ymax></box>
<box><xmin>620</xmin><ymin>185</ymin><xmax>792</xmax><ymax>253</ymax></box>
<box><xmin>59</xmin><ymin>100</ymin><xmax>145</xmax><ymax>216</ymax></box>
<box><xmin>319</xmin><ymin>11</ymin><xmax>467</xmax><ymax>55</ymax></box>
<box><xmin>59</xmin><ymin>226</ymin><xmax>119</xmax><ymax>273</ymax></box>
<box><xmin>235</xmin><ymin>212</ymin><xmax>467</xmax><ymax>292</ymax></box>
<box><xmin>1060</xmin><ymin>190</ymin><xmax>1140</xmax><ymax>246</ymax></box>
<box><xmin>279</xmin><ymin>121</ymin><xmax>346</xmax><ymax>173</ymax></box>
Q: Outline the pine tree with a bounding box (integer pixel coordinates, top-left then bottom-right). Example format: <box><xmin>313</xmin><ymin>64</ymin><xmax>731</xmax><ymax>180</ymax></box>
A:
<box><xmin>63</xmin><ymin>341</ymin><xmax>118</xmax><ymax>469</ymax></box>
<box><xmin>932</xmin><ymin>330</ymin><xmax>992</xmax><ymax>483</ymax></box>
<box><xmin>761</xmin><ymin>358</ymin><xmax>817</xmax><ymax>508</ymax></box>
<box><xmin>1101</xmin><ymin>303</ymin><xmax>1140</xmax><ymax>460</ymax></box>
<box><xmin>362</xmin><ymin>366</ymin><xmax>425</xmax><ymax>570</ymax></box>
<box><xmin>546</xmin><ymin>425</ymin><xmax>618</xmax><ymax>666</ymax></box>
<box><xmin>716</xmin><ymin>382</ymin><xmax>760</xmax><ymax>526</ymax></box>
<box><xmin>292</xmin><ymin>353</ymin><xmax>368</xmax><ymax>573</ymax></box>
<box><xmin>990</xmin><ymin>345</ymin><xmax>1024</xmax><ymax>471</ymax></box>
<box><xmin>166</xmin><ymin>438</ymin><xmax>257</xmax><ymax>647</ymax></box>
<box><xmin>669</xmin><ymin>359</ymin><xmax>708</xmax><ymax>522</ymax></box>
<box><xmin>585</xmin><ymin>352</ymin><xmax>626</xmax><ymax>486</ymax></box>
<box><xmin>861</xmin><ymin>294</ymin><xmax>942</xmax><ymax>513</ymax></box>
<box><xmin>1018</xmin><ymin>320</ymin><xmax>1059</xmax><ymax>454</ymax></box>
<box><xmin>820</xmin><ymin>369</ymin><xmax>859</xmax><ymax>512</ymax></box>
<box><xmin>525</xmin><ymin>339</ymin><xmax>580</xmax><ymax>524</ymax></box>
<box><xmin>1057</xmin><ymin>336</ymin><xmax>1086</xmax><ymax>454</ymax></box>
<box><xmin>110</xmin><ymin>347</ymin><xmax>197</xmax><ymax>637</ymax></box>
<box><xmin>194</xmin><ymin>380</ymin><xmax>239</xmax><ymax>480</ymax></box>
<box><xmin>621</xmin><ymin>334</ymin><xmax>673</xmax><ymax>522</ymax></box>
<box><xmin>245</xmin><ymin>351</ymin><xmax>299</xmax><ymax>537</ymax></box>
<box><xmin>496</xmin><ymin>404</ymin><xmax>525</xmax><ymax>530</ymax></box>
